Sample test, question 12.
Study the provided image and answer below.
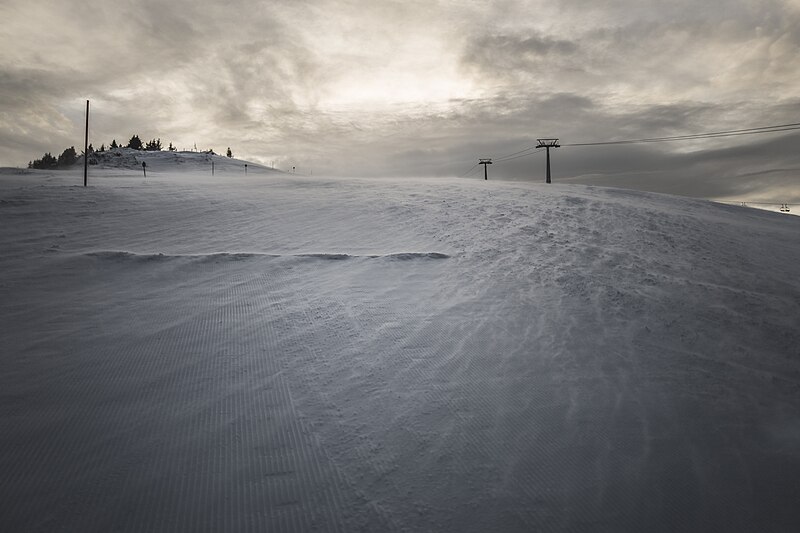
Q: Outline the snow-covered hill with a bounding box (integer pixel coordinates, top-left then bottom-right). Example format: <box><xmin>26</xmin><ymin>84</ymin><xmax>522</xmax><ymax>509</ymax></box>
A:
<box><xmin>83</xmin><ymin>147</ymin><xmax>278</xmax><ymax>174</ymax></box>
<box><xmin>1</xmin><ymin>167</ymin><xmax>799</xmax><ymax>532</ymax></box>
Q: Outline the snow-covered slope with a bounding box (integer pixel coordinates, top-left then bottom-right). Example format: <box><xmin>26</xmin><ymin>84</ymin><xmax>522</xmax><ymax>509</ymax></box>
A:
<box><xmin>1</xmin><ymin>168</ymin><xmax>799</xmax><ymax>532</ymax></box>
<box><xmin>83</xmin><ymin>147</ymin><xmax>277</xmax><ymax>174</ymax></box>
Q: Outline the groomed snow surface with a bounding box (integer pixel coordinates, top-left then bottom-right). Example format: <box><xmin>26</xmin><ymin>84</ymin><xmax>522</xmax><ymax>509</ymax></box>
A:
<box><xmin>2</xmin><ymin>162</ymin><xmax>800</xmax><ymax>532</ymax></box>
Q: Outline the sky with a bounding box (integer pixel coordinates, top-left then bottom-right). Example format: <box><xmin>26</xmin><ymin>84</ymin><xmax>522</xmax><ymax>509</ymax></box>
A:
<box><xmin>2</xmin><ymin>0</ymin><xmax>799</xmax><ymax>200</ymax></box>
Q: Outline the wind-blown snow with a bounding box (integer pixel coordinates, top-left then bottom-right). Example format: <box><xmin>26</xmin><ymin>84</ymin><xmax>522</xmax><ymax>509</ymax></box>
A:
<box><xmin>1</xmin><ymin>163</ymin><xmax>799</xmax><ymax>532</ymax></box>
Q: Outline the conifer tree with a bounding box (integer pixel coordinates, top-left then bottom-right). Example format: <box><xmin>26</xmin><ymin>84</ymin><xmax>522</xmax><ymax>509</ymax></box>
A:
<box><xmin>57</xmin><ymin>146</ymin><xmax>77</xmax><ymax>167</ymax></box>
<box><xmin>145</xmin><ymin>138</ymin><xmax>162</xmax><ymax>151</ymax></box>
<box><xmin>31</xmin><ymin>152</ymin><xmax>58</xmax><ymax>169</ymax></box>
<box><xmin>127</xmin><ymin>135</ymin><xmax>143</xmax><ymax>150</ymax></box>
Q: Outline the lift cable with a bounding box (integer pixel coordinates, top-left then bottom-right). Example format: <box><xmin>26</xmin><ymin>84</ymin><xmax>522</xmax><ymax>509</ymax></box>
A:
<box><xmin>457</xmin><ymin>120</ymin><xmax>800</xmax><ymax>178</ymax></box>
<box><xmin>563</xmin><ymin>123</ymin><xmax>800</xmax><ymax>147</ymax></box>
<box><xmin>459</xmin><ymin>162</ymin><xmax>481</xmax><ymax>178</ymax></box>
<box><xmin>493</xmin><ymin>148</ymin><xmax>546</xmax><ymax>162</ymax></box>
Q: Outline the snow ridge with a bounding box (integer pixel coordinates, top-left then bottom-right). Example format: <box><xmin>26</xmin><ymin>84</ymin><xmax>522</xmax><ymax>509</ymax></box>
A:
<box><xmin>84</xmin><ymin>250</ymin><xmax>450</xmax><ymax>261</ymax></box>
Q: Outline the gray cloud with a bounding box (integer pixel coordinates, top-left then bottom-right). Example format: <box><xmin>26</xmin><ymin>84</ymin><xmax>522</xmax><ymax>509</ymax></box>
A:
<box><xmin>1</xmin><ymin>0</ymin><xmax>798</xmax><ymax>202</ymax></box>
<box><xmin>461</xmin><ymin>32</ymin><xmax>579</xmax><ymax>75</ymax></box>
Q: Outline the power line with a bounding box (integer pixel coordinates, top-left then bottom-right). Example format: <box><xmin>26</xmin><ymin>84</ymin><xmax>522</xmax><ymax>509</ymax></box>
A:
<box><xmin>459</xmin><ymin>149</ymin><xmax>545</xmax><ymax>179</ymax></box>
<box><xmin>456</xmin><ymin>120</ymin><xmax>800</xmax><ymax>179</ymax></box>
<box><xmin>494</xmin><ymin>148</ymin><xmax>545</xmax><ymax>162</ymax></box>
<box><xmin>492</xmin><ymin>145</ymin><xmax>541</xmax><ymax>161</ymax></box>
<box><xmin>460</xmin><ymin>162</ymin><xmax>480</xmax><ymax>178</ymax></box>
<box><xmin>563</xmin><ymin>122</ymin><xmax>800</xmax><ymax>147</ymax></box>
<box><xmin>487</xmin><ymin>121</ymin><xmax>800</xmax><ymax>163</ymax></box>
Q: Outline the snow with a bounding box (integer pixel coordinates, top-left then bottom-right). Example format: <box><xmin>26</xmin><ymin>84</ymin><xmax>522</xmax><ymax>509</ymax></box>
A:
<box><xmin>2</xmin><ymin>159</ymin><xmax>800</xmax><ymax>532</ymax></box>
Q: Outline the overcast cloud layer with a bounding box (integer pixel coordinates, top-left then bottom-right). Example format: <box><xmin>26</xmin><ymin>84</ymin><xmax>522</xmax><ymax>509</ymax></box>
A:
<box><xmin>2</xmin><ymin>0</ymin><xmax>799</xmax><ymax>200</ymax></box>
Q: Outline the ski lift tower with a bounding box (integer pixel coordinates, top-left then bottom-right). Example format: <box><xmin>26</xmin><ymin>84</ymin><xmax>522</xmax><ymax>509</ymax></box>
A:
<box><xmin>479</xmin><ymin>158</ymin><xmax>492</xmax><ymax>180</ymax></box>
<box><xmin>536</xmin><ymin>139</ymin><xmax>560</xmax><ymax>184</ymax></box>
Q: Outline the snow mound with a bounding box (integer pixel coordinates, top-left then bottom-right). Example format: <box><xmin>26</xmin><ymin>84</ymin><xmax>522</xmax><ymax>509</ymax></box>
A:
<box><xmin>1</xmin><ymin>171</ymin><xmax>799</xmax><ymax>532</ymax></box>
<box><xmin>84</xmin><ymin>147</ymin><xmax>273</xmax><ymax>174</ymax></box>
<box><xmin>81</xmin><ymin>250</ymin><xmax>451</xmax><ymax>262</ymax></box>
<box><xmin>382</xmin><ymin>251</ymin><xmax>450</xmax><ymax>260</ymax></box>
<box><xmin>296</xmin><ymin>252</ymin><xmax>450</xmax><ymax>261</ymax></box>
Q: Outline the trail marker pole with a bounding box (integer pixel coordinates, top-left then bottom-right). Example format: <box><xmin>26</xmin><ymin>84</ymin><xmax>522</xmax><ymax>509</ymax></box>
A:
<box><xmin>535</xmin><ymin>139</ymin><xmax>560</xmax><ymax>183</ymax></box>
<box><xmin>244</xmin><ymin>164</ymin><xmax>247</xmax><ymax>174</ymax></box>
<box><xmin>142</xmin><ymin>161</ymin><xmax>146</xmax><ymax>177</ymax></box>
<box><xmin>212</xmin><ymin>160</ymin><xmax>215</xmax><ymax>176</ymax></box>
<box><xmin>83</xmin><ymin>100</ymin><xmax>89</xmax><ymax>187</ymax></box>
<box><xmin>479</xmin><ymin>158</ymin><xmax>492</xmax><ymax>180</ymax></box>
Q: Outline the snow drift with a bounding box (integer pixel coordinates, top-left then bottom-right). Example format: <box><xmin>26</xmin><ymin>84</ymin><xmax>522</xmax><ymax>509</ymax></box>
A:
<box><xmin>1</xmin><ymin>164</ymin><xmax>799</xmax><ymax>532</ymax></box>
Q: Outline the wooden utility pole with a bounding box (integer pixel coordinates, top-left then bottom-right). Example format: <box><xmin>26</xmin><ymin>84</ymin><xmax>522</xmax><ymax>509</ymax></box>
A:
<box><xmin>84</xmin><ymin>100</ymin><xmax>89</xmax><ymax>187</ymax></box>
<box><xmin>535</xmin><ymin>139</ymin><xmax>560</xmax><ymax>183</ymax></box>
<box><xmin>479</xmin><ymin>158</ymin><xmax>492</xmax><ymax>180</ymax></box>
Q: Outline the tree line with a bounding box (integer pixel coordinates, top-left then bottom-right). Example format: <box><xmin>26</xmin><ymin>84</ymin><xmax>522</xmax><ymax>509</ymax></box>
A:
<box><xmin>28</xmin><ymin>135</ymin><xmax>235</xmax><ymax>169</ymax></box>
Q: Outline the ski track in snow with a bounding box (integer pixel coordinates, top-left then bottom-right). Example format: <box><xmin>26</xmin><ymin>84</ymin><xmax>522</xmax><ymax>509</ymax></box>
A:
<box><xmin>1</xmin><ymin>170</ymin><xmax>800</xmax><ymax>532</ymax></box>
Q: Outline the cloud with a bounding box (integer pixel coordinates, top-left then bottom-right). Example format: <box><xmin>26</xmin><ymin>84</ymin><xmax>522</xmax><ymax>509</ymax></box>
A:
<box><xmin>0</xmin><ymin>0</ymin><xmax>798</xmax><ymax>204</ymax></box>
<box><xmin>461</xmin><ymin>32</ymin><xmax>579</xmax><ymax>76</ymax></box>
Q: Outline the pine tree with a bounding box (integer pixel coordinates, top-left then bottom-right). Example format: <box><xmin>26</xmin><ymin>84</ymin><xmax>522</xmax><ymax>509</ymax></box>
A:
<box><xmin>168</xmin><ymin>142</ymin><xmax>176</xmax><ymax>151</ymax></box>
<box><xmin>99</xmin><ymin>144</ymin><xmax>105</xmax><ymax>152</ymax></box>
<box><xmin>31</xmin><ymin>152</ymin><xmax>58</xmax><ymax>169</ymax></box>
<box><xmin>127</xmin><ymin>135</ymin><xmax>143</xmax><ymax>150</ymax></box>
<box><xmin>110</xmin><ymin>139</ymin><xmax>118</xmax><ymax>149</ymax></box>
<box><xmin>145</xmin><ymin>138</ymin><xmax>162</xmax><ymax>151</ymax></box>
<box><xmin>226</xmin><ymin>147</ymin><xmax>233</xmax><ymax>158</ymax></box>
<box><xmin>57</xmin><ymin>146</ymin><xmax>77</xmax><ymax>167</ymax></box>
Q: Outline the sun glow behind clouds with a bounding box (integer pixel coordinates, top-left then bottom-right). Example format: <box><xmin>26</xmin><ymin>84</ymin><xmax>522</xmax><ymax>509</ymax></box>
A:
<box><xmin>322</xmin><ymin>66</ymin><xmax>476</xmax><ymax>110</ymax></box>
<box><xmin>311</xmin><ymin>23</ymin><xmax>479</xmax><ymax>110</ymax></box>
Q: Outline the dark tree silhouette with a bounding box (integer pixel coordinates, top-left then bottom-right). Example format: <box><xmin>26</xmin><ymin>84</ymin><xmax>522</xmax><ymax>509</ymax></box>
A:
<box><xmin>30</xmin><ymin>152</ymin><xmax>58</xmax><ymax>169</ymax></box>
<box><xmin>145</xmin><ymin>138</ymin><xmax>162</xmax><ymax>151</ymax></box>
<box><xmin>226</xmin><ymin>147</ymin><xmax>233</xmax><ymax>158</ymax></box>
<box><xmin>110</xmin><ymin>139</ymin><xmax>118</xmax><ymax>149</ymax></box>
<box><xmin>127</xmin><ymin>135</ymin><xmax>143</xmax><ymax>150</ymax></box>
<box><xmin>57</xmin><ymin>146</ymin><xmax>77</xmax><ymax>166</ymax></box>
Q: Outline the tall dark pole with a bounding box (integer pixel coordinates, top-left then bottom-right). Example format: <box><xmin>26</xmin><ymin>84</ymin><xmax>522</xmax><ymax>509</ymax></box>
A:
<box><xmin>479</xmin><ymin>158</ymin><xmax>492</xmax><ymax>180</ymax></box>
<box><xmin>545</xmin><ymin>146</ymin><xmax>551</xmax><ymax>184</ymax></box>
<box><xmin>84</xmin><ymin>100</ymin><xmax>89</xmax><ymax>187</ymax></box>
<box><xmin>535</xmin><ymin>139</ymin><xmax>560</xmax><ymax>183</ymax></box>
